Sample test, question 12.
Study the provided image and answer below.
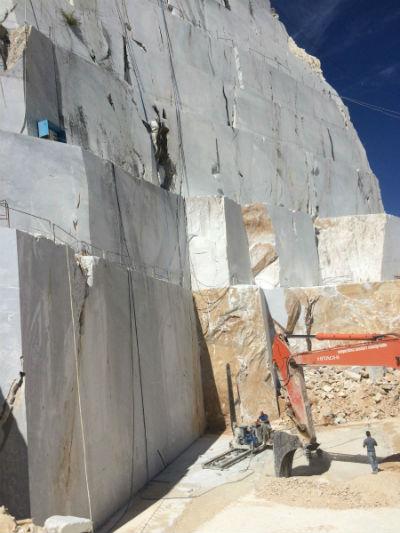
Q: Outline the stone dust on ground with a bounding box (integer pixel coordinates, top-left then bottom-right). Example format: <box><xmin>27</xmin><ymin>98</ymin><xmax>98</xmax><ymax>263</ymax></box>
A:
<box><xmin>111</xmin><ymin>417</ymin><xmax>400</xmax><ymax>533</ymax></box>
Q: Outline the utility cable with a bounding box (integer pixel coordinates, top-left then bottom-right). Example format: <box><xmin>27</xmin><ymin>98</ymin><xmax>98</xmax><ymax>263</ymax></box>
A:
<box><xmin>337</xmin><ymin>94</ymin><xmax>400</xmax><ymax>120</ymax></box>
<box><xmin>65</xmin><ymin>246</ymin><xmax>94</xmax><ymax>531</ymax></box>
<box><xmin>101</xmin><ymin>272</ymin><xmax>139</xmax><ymax>533</ymax></box>
<box><xmin>139</xmin><ymin>471</ymin><xmax>254</xmax><ymax>501</ymax></box>
<box><xmin>128</xmin><ymin>269</ymin><xmax>150</xmax><ymax>481</ymax></box>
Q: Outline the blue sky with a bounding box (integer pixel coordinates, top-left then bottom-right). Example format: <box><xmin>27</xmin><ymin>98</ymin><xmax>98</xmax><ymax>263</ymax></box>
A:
<box><xmin>270</xmin><ymin>0</ymin><xmax>400</xmax><ymax>215</ymax></box>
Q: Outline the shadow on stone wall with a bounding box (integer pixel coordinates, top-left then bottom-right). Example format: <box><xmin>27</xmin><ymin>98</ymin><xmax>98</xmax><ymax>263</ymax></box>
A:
<box><xmin>193</xmin><ymin>307</ymin><xmax>226</xmax><ymax>432</ymax></box>
<box><xmin>0</xmin><ymin>385</ymin><xmax>30</xmax><ymax>518</ymax></box>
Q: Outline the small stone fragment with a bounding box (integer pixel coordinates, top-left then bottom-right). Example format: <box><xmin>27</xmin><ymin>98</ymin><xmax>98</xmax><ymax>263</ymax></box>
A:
<box><xmin>0</xmin><ymin>506</ymin><xmax>16</xmax><ymax>533</ymax></box>
<box><xmin>344</xmin><ymin>370</ymin><xmax>361</xmax><ymax>382</ymax></box>
<box><xmin>44</xmin><ymin>516</ymin><xmax>92</xmax><ymax>533</ymax></box>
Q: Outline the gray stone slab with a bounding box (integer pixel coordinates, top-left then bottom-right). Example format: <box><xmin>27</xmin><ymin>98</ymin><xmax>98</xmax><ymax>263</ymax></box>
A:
<box><xmin>4</xmin><ymin>231</ymin><xmax>204</xmax><ymax>525</ymax></box>
<box><xmin>0</xmin><ymin>231</ymin><xmax>28</xmax><ymax>519</ymax></box>
<box><xmin>0</xmin><ymin>131</ymin><xmax>189</xmax><ymax>287</ymax></box>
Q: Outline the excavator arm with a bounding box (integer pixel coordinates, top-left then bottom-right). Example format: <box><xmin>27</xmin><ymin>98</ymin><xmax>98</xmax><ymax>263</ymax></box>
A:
<box><xmin>272</xmin><ymin>332</ymin><xmax>400</xmax><ymax>443</ymax></box>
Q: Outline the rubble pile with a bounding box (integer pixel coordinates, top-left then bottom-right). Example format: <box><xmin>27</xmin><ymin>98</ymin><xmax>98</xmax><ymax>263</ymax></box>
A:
<box><xmin>0</xmin><ymin>506</ymin><xmax>43</xmax><ymax>533</ymax></box>
<box><xmin>305</xmin><ymin>367</ymin><xmax>400</xmax><ymax>424</ymax></box>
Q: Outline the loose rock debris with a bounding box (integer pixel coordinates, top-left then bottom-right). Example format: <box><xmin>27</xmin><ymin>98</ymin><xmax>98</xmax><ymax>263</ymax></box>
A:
<box><xmin>274</xmin><ymin>366</ymin><xmax>399</xmax><ymax>430</ymax></box>
<box><xmin>0</xmin><ymin>506</ymin><xmax>44</xmax><ymax>533</ymax></box>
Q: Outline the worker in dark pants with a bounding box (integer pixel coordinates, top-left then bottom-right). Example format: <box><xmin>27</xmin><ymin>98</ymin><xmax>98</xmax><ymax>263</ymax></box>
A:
<box><xmin>257</xmin><ymin>411</ymin><xmax>272</xmax><ymax>444</ymax></box>
<box><xmin>363</xmin><ymin>430</ymin><xmax>379</xmax><ymax>474</ymax></box>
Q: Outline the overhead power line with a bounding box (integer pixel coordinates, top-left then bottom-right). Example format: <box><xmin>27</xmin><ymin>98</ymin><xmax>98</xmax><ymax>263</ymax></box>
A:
<box><xmin>337</xmin><ymin>95</ymin><xmax>400</xmax><ymax>119</ymax></box>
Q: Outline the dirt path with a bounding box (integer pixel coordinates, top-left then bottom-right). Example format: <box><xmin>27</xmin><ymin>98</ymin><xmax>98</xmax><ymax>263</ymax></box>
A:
<box><xmin>110</xmin><ymin>418</ymin><xmax>400</xmax><ymax>533</ymax></box>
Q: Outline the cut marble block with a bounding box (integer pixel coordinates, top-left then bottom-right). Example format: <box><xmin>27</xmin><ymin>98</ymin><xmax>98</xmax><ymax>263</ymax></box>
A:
<box><xmin>242</xmin><ymin>203</ymin><xmax>320</xmax><ymax>289</ymax></box>
<box><xmin>186</xmin><ymin>196</ymin><xmax>253</xmax><ymax>290</ymax></box>
<box><xmin>0</xmin><ymin>131</ymin><xmax>189</xmax><ymax>288</ymax></box>
<box><xmin>315</xmin><ymin>214</ymin><xmax>400</xmax><ymax>285</ymax></box>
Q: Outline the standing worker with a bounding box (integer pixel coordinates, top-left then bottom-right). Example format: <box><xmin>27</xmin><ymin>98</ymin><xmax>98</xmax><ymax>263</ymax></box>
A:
<box><xmin>363</xmin><ymin>430</ymin><xmax>378</xmax><ymax>474</ymax></box>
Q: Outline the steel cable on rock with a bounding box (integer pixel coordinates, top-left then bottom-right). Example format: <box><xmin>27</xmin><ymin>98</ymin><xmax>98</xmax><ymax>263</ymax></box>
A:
<box><xmin>157</xmin><ymin>0</ymin><xmax>189</xmax><ymax>197</ymax></box>
<box><xmin>65</xmin><ymin>246</ymin><xmax>94</xmax><ymax>531</ymax></box>
<box><xmin>111</xmin><ymin>157</ymin><xmax>150</xmax><ymax>482</ymax></box>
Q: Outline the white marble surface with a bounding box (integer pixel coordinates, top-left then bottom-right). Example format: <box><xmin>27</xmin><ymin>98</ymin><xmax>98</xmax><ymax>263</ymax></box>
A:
<box><xmin>0</xmin><ymin>0</ymin><xmax>383</xmax><ymax>216</ymax></box>
<box><xmin>186</xmin><ymin>196</ymin><xmax>253</xmax><ymax>290</ymax></box>
<box><xmin>316</xmin><ymin>214</ymin><xmax>400</xmax><ymax>285</ymax></box>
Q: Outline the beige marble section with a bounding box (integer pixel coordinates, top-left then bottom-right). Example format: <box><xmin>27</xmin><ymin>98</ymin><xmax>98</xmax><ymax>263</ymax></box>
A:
<box><xmin>193</xmin><ymin>285</ymin><xmax>278</xmax><ymax>430</ymax></box>
<box><xmin>241</xmin><ymin>203</ymin><xmax>279</xmax><ymax>287</ymax></box>
<box><xmin>242</xmin><ymin>203</ymin><xmax>320</xmax><ymax>289</ymax></box>
<box><xmin>265</xmin><ymin>281</ymin><xmax>400</xmax><ymax>351</ymax></box>
<box><xmin>315</xmin><ymin>214</ymin><xmax>400</xmax><ymax>285</ymax></box>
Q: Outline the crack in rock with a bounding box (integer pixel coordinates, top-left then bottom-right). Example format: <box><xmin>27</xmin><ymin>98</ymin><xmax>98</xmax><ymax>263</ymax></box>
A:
<box><xmin>0</xmin><ymin>372</ymin><xmax>25</xmax><ymax>430</ymax></box>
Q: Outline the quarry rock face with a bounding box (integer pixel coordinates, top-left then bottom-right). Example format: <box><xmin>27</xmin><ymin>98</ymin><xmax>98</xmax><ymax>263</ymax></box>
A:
<box><xmin>1</xmin><ymin>0</ymin><xmax>382</xmax><ymax>215</ymax></box>
<box><xmin>241</xmin><ymin>203</ymin><xmax>279</xmax><ymax>286</ymax></box>
<box><xmin>0</xmin><ymin>131</ymin><xmax>189</xmax><ymax>287</ymax></box>
<box><xmin>193</xmin><ymin>286</ymin><xmax>278</xmax><ymax>429</ymax></box>
<box><xmin>0</xmin><ymin>230</ymin><xmax>205</xmax><ymax>524</ymax></box>
<box><xmin>264</xmin><ymin>281</ymin><xmax>400</xmax><ymax>352</ymax></box>
<box><xmin>0</xmin><ymin>0</ymin><xmax>396</xmax><ymax>526</ymax></box>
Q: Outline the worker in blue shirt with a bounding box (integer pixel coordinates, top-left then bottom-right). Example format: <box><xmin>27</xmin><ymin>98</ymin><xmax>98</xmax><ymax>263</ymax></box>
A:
<box><xmin>363</xmin><ymin>430</ymin><xmax>378</xmax><ymax>474</ymax></box>
<box><xmin>257</xmin><ymin>411</ymin><xmax>272</xmax><ymax>444</ymax></box>
<box><xmin>258</xmin><ymin>411</ymin><xmax>270</xmax><ymax>426</ymax></box>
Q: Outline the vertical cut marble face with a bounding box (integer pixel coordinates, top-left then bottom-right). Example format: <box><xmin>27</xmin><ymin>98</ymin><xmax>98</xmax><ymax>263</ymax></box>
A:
<box><xmin>0</xmin><ymin>0</ymin><xmax>383</xmax><ymax>216</ymax></box>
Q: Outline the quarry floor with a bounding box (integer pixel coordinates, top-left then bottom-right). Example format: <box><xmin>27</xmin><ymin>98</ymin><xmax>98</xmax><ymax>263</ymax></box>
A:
<box><xmin>106</xmin><ymin>418</ymin><xmax>400</xmax><ymax>533</ymax></box>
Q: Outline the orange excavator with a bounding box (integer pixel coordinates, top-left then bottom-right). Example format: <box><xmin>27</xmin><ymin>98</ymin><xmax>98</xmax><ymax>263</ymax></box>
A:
<box><xmin>271</xmin><ymin>332</ymin><xmax>400</xmax><ymax>476</ymax></box>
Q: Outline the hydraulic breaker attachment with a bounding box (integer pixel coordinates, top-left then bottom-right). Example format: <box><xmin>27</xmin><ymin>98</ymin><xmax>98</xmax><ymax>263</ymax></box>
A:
<box><xmin>273</xmin><ymin>431</ymin><xmax>302</xmax><ymax>477</ymax></box>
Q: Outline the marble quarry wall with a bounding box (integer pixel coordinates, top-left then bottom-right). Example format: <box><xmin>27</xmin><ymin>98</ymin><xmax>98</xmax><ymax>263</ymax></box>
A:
<box><xmin>0</xmin><ymin>0</ymin><xmax>396</xmax><ymax>526</ymax></box>
<box><xmin>0</xmin><ymin>131</ymin><xmax>189</xmax><ymax>287</ymax></box>
<box><xmin>241</xmin><ymin>204</ymin><xmax>400</xmax><ymax>289</ymax></box>
<box><xmin>0</xmin><ymin>229</ymin><xmax>204</xmax><ymax>525</ymax></box>
<box><xmin>1</xmin><ymin>0</ymin><xmax>382</xmax><ymax>215</ymax></box>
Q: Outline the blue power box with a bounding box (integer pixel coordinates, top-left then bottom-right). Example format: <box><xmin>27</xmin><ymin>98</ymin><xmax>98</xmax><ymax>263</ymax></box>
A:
<box><xmin>38</xmin><ymin>120</ymin><xmax>66</xmax><ymax>143</ymax></box>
